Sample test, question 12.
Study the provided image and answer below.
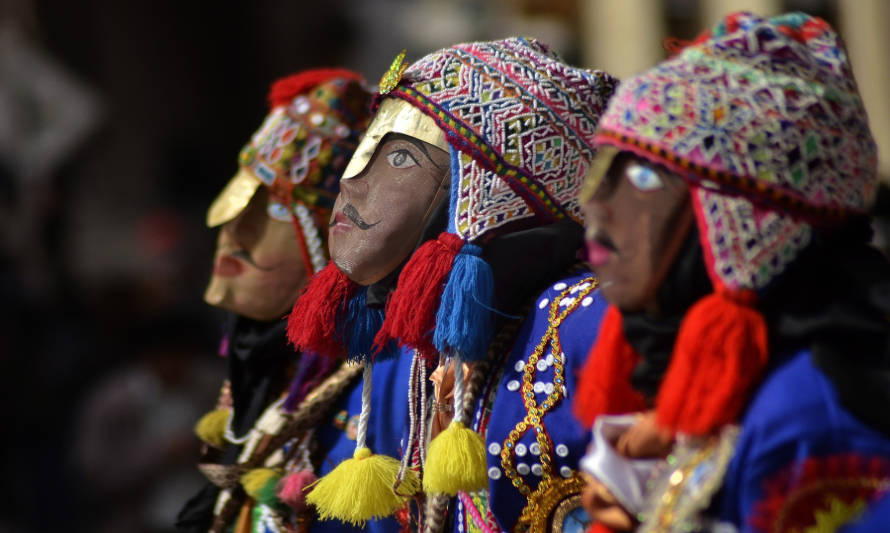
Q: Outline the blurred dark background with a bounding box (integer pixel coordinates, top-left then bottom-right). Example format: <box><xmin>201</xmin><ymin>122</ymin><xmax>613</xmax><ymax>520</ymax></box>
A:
<box><xmin>1</xmin><ymin>1</ymin><xmax>362</xmax><ymax>531</ymax></box>
<box><xmin>0</xmin><ymin>0</ymin><xmax>885</xmax><ymax>531</ymax></box>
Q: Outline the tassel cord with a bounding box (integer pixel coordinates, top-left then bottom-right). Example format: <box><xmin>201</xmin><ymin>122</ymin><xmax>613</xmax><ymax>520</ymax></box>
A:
<box><xmin>223</xmin><ymin>413</ymin><xmax>251</xmax><ymax>445</ymax></box>
<box><xmin>356</xmin><ymin>363</ymin><xmax>373</xmax><ymax>451</ymax></box>
<box><xmin>419</xmin><ymin>359</ymin><xmax>428</xmax><ymax>467</ymax></box>
<box><xmin>452</xmin><ymin>356</ymin><xmax>468</xmax><ymax>425</ymax></box>
<box><xmin>396</xmin><ymin>353</ymin><xmax>420</xmax><ymax>490</ymax></box>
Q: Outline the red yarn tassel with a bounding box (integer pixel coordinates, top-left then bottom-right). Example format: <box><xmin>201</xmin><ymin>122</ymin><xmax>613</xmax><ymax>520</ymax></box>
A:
<box><xmin>655</xmin><ymin>290</ymin><xmax>769</xmax><ymax>436</ymax></box>
<box><xmin>374</xmin><ymin>232</ymin><xmax>463</xmax><ymax>361</ymax></box>
<box><xmin>287</xmin><ymin>263</ymin><xmax>358</xmax><ymax>359</ymax></box>
<box><xmin>573</xmin><ymin>306</ymin><xmax>647</xmax><ymax>429</ymax></box>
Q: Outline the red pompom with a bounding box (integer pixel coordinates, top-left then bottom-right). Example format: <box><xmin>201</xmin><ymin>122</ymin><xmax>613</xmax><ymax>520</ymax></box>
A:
<box><xmin>268</xmin><ymin>68</ymin><xmax>364</xmax><ymax>109</ymax></box>
<box><xmin>573</xmin><ymin>306</ymin><xmax>647</xmax><ymax>429</ymax></box>
<box><xmin>287</xmin><ymin>263</ymin><xmax>358</xmax><ymax>359</ymax></box>
<box><xmin>374</xmin><ymin>233</ymin><xmax>463</xmax><ymax>361</ymax></box>
<box><xmin>655</xmin><ymin>290</ymin><xmax>769</xmax><ymax>435</ymax></box>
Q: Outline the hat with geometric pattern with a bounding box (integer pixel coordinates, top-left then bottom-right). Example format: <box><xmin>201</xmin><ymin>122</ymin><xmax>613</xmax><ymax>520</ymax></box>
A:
<box><xmin>207</xmin><ymin>69</ymin><xmax>371</xmax><ymax>274</ymax></box>
<box><xmin>583</xmin><ymin>11</ymin><xmax>877</xmax><ymax>292</ymax></box>
<box><xmin>576</xmin><ymin>12</ymin><xmax>879</xmax><ymax>439</ymax></box>
<box><xmin>369</xmin><ymin>37</ymin><xmax>618</xmax><ymax>361</ymax></box>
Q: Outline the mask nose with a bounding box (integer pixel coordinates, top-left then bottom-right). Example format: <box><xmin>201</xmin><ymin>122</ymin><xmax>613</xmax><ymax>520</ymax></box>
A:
<box><xmin>582</xmin><ymin>193</ymin><xmax>612</xmax><ymax>235</ymax></box>
<box><xmin>337</xmin><ymin>171</ymin><xmax>368</xmax><ymax>202</ymax></box>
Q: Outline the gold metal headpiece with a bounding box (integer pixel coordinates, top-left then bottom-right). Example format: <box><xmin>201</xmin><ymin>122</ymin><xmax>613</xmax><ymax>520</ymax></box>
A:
<box><xmin>206</xmin><ymin>169</ymin><xmax>262</xmax><ymax>227</ymax></box>
<box><xmin>579</xmin><ymin>145</ymin><xmax>620</xmax><ymax>203</ymax></box>
<box><xmin>340</xmin><ymin>98</ymin><xmax>449</xmax><ymax>180</ymax></box>
<box><xmin>379</xmin><ymin>49</ymin><xmax>408</xmax><ymax>95</ymax></box>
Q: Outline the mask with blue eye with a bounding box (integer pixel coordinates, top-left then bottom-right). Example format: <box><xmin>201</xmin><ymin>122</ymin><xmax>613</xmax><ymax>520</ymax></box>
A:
<box><xmin>267</xmin><ymin>200</ymin><xmax>293</xmax><ymax>221</ymax></box>
<box><xmin>625</xmin><ymin>164</ymin><xmax>664</xmax><ymax>192</ymax></box>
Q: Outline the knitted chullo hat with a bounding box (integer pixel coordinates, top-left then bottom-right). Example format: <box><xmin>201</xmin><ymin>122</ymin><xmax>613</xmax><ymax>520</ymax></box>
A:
<box><xmin>575</xmin><ymin>12</ymin><xmax>878</xmax><ymax>436</ymax></box>
<box><xmin>207</xmin><ymin>69</ymin><xmax>372</xmax><ymax>275</ymax></box>
<box><xmin>290</xmin><ymin>38</ymin><xmax>616</xmax><ymax>521</ymax></box>
<box><xmin>373</xmin><ymin>38</ymin><xmax>617</xmax><ymax>362</ymax></box>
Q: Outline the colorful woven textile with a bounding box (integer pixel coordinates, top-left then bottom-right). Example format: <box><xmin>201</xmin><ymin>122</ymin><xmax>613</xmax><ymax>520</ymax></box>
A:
<box><xmin>591</xmin><ymin>12</ymin><xmax>877</xmax><ymax>291</ymax></box>
<box><xmin>206</xmin><ymin>70</ymin><xmax>371</xmax><ymax>273</ymax></box>
<box><xmin>391</xmin><ymin>37</ymin><xmax>617</xmax><ymax>243</ymax></box>
<box><xmin>239</xmin><ymin>72</ymin><xmax>371</xmax><ymax>217</ymax></box>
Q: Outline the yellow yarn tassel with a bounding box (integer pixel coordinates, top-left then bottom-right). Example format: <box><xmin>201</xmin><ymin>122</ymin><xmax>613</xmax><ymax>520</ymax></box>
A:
<box><xmin>241</xmin><ymin>468</ymin><xmax>282</xmax><ymax>504</ymax></box>
<box><xmin>194</xmin><ymin>408</ymin><xmax>230</xmax><ymax>448</ymax></box>
<box><xmin>306</xmin><ymin>447</ymin><xmax>419</xmax><ymax>525</ymax></box>
<box><xmin>423</xmin><ymin>421</ymin><xmax>488</xmax><ymax>495</ymax></box>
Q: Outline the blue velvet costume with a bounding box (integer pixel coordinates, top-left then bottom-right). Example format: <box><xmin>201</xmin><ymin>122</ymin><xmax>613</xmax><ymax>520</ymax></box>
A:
<box><xmin>454</xmin><ymin>271</ymin><xmax>608</xmax><ymax>532</ymax></box>
<box><xmin>715</xmin><ymin>350</ymin><xmax>890</xmax><ymax>531</ymax></box>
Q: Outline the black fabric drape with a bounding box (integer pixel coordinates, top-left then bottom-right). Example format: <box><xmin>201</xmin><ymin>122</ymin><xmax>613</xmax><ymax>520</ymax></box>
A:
<box><xmin>176</xmin><ymin>315</ymin><xmax>295</xmax><ymax>531</ymax></box>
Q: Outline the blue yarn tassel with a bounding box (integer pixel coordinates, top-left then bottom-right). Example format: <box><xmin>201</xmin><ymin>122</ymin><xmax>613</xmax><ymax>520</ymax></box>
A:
<box><xmin>337</xmin><ymin>288</ymin><xmax>398</xmax><ymax>363</ymax></box>
<box><xmin>433</xmin><ymin>243</ymin><xmax>494</xmax><ymax>361</ymax></box>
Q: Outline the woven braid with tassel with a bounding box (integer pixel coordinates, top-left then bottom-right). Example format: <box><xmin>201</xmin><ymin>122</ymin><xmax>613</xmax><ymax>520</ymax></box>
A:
<box><xmin>422</xmin><ymin>301</ymin><xmax>532</xmax><ymax>533</ymax></box>
<box><xmin>208</xmin><ymin>362</ymin><xmax>364</xmax><ymax>533</ymax></box>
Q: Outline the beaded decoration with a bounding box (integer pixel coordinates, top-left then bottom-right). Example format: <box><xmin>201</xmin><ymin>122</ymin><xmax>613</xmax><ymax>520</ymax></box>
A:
<box><xmin>637</xmin><ymin>426</ymin><xmax>739</xmax><ymax>532</ymax></box>
<box><xmin>208</xmin><ymin>71</ymin><xmax>371</xmax><ymax>275</ymax></box>
<box><xmin>498</xmin><ymin>277</ymin><xmax>598</xmax><ymax>530</ymax></box>
<box><xmin>237</xmin><ymin>77</ymin><xmax>369</xmax><ymax>217</ymax></box>
<box><xmin>589</xmin><ymin>12</ymin><xmax>877</xmax><ymax>291</ymax></box>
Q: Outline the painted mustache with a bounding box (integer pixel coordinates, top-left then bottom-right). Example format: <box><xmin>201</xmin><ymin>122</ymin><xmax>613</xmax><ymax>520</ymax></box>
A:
<box><xmin>231</xmin><ymin>249</ymin><xmax>274</xmax><ymax>271</ymax></box>
<box><xmin>342</xmin><ymin>203</ymin><xmax>380</xmax><ymax>230</ymax></box>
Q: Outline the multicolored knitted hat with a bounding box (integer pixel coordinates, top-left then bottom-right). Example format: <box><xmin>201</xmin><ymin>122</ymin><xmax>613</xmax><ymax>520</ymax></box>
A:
<box><xmin>584</xmin><ymin>11</ymin><xmax>877</xmax><ymax>292</ymax></box>
<box><xmin>576</xmin><ymin>12</ymin><xmax>879</xmax><ymax>438</ymax></box>
<box><xmin>365</xmin><ymin>37</ymin><xmax>617</xmax><ymax>361</ymax></box>
<box><xmin>207</xmin><ymin>69</ymin><xmax>371</xmax><ymax>274</ymax></box>
<box><xmin>290</xmin><ymin>38</ymin><xmax>616</xmax><ymax>521</ymax></box>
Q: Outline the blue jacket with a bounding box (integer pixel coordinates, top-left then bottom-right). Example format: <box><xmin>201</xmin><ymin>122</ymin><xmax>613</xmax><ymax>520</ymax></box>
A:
<box><xmin>455</xmin><ymin>271</ymin><xmax>607</xmax><ymax>532</ymax></box>
<box><xmin>716</xmin><ymin>349</ymin><xmax>890</xmax><ymax>531</ymax></box>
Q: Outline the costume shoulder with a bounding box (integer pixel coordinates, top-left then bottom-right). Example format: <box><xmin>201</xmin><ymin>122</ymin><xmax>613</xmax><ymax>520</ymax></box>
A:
<box><xmin>459</xmin><ymin>270</ymin><xmax>606</xmax><ymax>532</ymax></box>
<box><xmin>717</xmin><ymin>349</ymin><xmax>890</xmax><ymax>532</ymax></box>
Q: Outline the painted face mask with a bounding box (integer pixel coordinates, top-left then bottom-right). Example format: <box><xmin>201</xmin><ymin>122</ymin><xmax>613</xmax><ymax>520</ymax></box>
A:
<box><xmin>581</xmin><ymin>152</ymin><xmax>693</xmax><ymax>313</ymax></box>
<box><xmin>206</xmin><ymin>187</ymin><xmax>309</xmax><ymax>321</ymax></box>
<box><xmin>328</xmin><ymin>99</ymin><xmax>452</xmax><ymax>286</ymax></box>
<box><xmin>204</xmin><ymin>70</ymin><xmax>371</xmax><ymax>320</ymax></box>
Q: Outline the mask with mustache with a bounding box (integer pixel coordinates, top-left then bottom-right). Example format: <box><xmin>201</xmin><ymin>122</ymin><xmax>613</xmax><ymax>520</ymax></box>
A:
<box><xmin>328</xmin><ymin>132</ymin><xmax>451</xmax><ymax>286</ymax></box>
<box><xmin>341</xmin><ymin>203</ymin><xmax>380</xmax><ymax>230</ymax></box>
